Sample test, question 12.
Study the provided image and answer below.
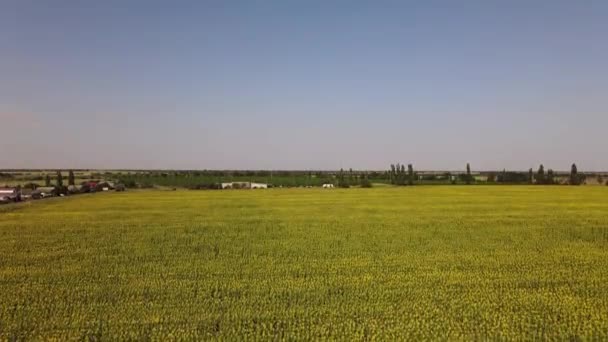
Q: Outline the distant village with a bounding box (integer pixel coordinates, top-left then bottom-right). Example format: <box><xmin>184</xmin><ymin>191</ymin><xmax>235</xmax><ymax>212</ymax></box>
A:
<box><xmin>1</xmin><ymin>163</ymin><xmax>605</xmax><ymax>205</ymax></box>
<box><xmin>0</xmin><ymin>179</ymin><xmax>125</xmax><ymax>204</ymax></box>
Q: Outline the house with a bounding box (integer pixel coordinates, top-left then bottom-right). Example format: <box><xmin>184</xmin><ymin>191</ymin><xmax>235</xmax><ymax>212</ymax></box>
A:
<box><xmin>221</xmin><ymin>182</ymin><xmax>235</xmax><ymax>189</ymax></box>
<box><xmin>221</xmin><ymin>182</ymin><xmax>268</xmax><ymax>189</ymax></box>
<box><xmin>0</xmin><ymin>187</ymin><xmax>21</xmax><ymax>202</ymax></box>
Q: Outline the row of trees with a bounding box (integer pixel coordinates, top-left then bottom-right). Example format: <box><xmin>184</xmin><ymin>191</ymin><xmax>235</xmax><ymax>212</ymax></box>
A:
<box><xmin>527</xmin><ymin>163</ymin><xmax>585</xmax><ymax>185</ymax></box>
<box><xmin>29</xmin><ymin>170</ymin><xmax>121</xmax><ymax>195</ymax></box>
<box><xmin>389</xmin><ymin>163</ymin><xmax>472</xmax><ymax>186</ymax></box>
<box><xmin>42</xmin><ymin>170</ymin><xmax>76</xmax><ymax>188</ymax></box>
<box><xmin>388</xmin><ymin>164</ymin><xmax>415</xmax><ymax>186</ymax></box>
<box><xmin>387</xmin><ymin>163</ymin><xmax>587</xmax><ymax>186</ymax></box>
<box><xmin>336</xmin><ymin>169</ymin><xmax>372</xmax><ymax>188</ymax></box>
<box><xmin>9</xmin><ymin>164</ymin><xmax>596</xmax><ymax>191</ymax></box>
<box><xmin>492</xmin><ymin>163</ymin><xmax>586</xmax><ymax>185</ymax></box>
<box><xmin>93</xmin><ymin>165</ymin><xmax>595</xmax><ymax>186</ymax></box>
<box><xmin>494</xmin><ymin>163</ymin><xmax>589</xmax><ymax>185</ymax></box>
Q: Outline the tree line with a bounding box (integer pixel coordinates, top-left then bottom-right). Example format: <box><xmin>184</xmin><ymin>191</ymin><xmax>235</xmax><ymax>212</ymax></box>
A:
<box><xmin>388</xmin><ymin>162</ymin><xmax>589</xmax><ymax>186</ymax></box>
<box><xmin>4</xmin><ymin>163</ymin><xmax>602</xmax><ymax>191</ymax></box>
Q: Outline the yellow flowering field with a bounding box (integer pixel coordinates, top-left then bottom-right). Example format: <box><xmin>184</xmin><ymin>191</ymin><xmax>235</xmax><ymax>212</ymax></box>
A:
<box><xmin>1</xmin><ymin>186</ymin><xmax>607</xmax><ymax>339</ymax></box>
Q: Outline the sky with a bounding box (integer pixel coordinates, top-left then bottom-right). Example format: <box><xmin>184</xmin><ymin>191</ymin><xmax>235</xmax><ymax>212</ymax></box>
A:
<box><xmin>1</xmin><ymin>1</ymin><xmax>607</xmax><ymax>171</ymax></box>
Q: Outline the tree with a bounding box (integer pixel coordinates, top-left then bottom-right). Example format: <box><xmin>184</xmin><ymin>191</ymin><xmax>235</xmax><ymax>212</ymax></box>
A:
<box><xmin>45</xmin><ymin>174</ymin><xmax>51</xmax><ymax>187</ymax></box>
<box><xmin>486</xmin><ymin>172</ymin><xmax>496</xmax><ymax>183</ymax></box>
<box><xmin>337</xmin><ymin>168</ymin><xmax>349</xmax><ymax>188</ymax></box>
<box><xmin>497</xmin><ymin>171</ymin><xmax>529</xmax><ymax>183</ymax></box>
<box><xmin>407</xmin><ymin>164</ymin><xmax>414</xmax><ymax>186</ymax></box>
<box><xmin>68</xmin><ymin>170</ymin><xmax>75</xmax><ymax>186</ymax></box>
<box><xmin>360</xmin><ymin>174</ymin><xmax>372</xmax><ymax>188</ymax></box>
<box><xmin>570</xmin><ymin>163</ymin><xmax>579</xmax><ymax>185</ymax></box>
<box><xmin>56</xmin><ymin>171</ymin><xmax>63</xmax><ymax>188</ymax></box>
<box><xmin>528</xmin><ymin>168</ymin><xmax>534</xmax><ymax>184</ymax></box>
<box><xmin>466</xmin><ymin>163</ymin><xmax>472</xmax><ymax>185</ymax></box>
<box><xmin>400</xmin><ymin>164</ymin><xmax>406</xmax><ymax>185</ymax></box>
<box><xmin>536</xmin><ymin>165</ymin><xmax>545</xmax><ymax>184</ymax></box>
<box><xmin>598</xmin><ymin>174</ymin><xmax>604</xmax><ymax>185</ymax></box>
<box><xmin>547</xmin><ymin>169</ymin><xmax>555</xmax><ymax>184</ymax></box>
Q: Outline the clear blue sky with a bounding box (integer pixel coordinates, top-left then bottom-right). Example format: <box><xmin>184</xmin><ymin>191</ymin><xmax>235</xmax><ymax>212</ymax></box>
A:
<box><xmin>2</xmin><ymin>1</ymin><xmax>607</xmax><ymax>171</ymax></box>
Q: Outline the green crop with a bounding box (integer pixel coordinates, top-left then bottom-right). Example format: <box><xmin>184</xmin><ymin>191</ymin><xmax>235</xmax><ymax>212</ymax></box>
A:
<box><xmin>1</xmin><ymin>186</ymin><xmax>607</xmax><ymax>339</ymax></box>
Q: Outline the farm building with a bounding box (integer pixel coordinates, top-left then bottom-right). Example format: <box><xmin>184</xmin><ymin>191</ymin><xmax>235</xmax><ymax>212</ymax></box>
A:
<box><xmin>251</xmin><ymin>182</ymin><xmax>268</xmax><ymax>189</ymax></box>
<box><xmin>0</xmin><ymin>187</ymin><xmax>21</xmax><ymax>202</ymax></box>
<box><xmin>221</xmin><ymin>182</ymin><xmax>234</xmax><ymax>189</ymax></box>
<box><xmin>322</xmin><ymin>184</ymin><xmax>335</xmax><ymax>188</ymax></box>
<box><xmin>221</xmin><ymin>182</ymin><xmax>268</xmax><ymax>189</ymax></box>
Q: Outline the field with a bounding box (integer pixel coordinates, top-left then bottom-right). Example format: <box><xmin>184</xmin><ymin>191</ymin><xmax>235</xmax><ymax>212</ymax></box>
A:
<box><xmin>1</xmin><ymin>187</ymin><xmax>608</xmax><ymax>339</ymax></box>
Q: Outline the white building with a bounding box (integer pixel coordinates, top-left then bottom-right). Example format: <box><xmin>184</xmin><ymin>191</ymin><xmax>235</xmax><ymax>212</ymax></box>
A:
<box><xmin>221</xmin><ymin>182</ymin><xmax>268</xmax><ymax>189</ymax></box>
<box><xmin>221</xmin><ymin>182</ymin><xmax>234</xmax><ymax>189</ymax></box>
<box><xmin>251</xmin><ymin>183</ymin><xmax>268</xmax><ymax>189</ymax></box>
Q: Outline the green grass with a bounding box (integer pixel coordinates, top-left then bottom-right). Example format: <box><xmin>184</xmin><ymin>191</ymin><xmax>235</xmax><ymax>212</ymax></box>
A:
<box><xmin>1</xmin><ymin>186</ymin><xmax>608</xmax><ymax>339</ymax></box>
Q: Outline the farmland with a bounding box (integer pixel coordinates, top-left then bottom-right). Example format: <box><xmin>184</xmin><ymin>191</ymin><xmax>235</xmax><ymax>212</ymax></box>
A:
<box><xmin>1</xmin><ymin>187</ymin><xmax>608</xmax><ymax>339</ymax></box>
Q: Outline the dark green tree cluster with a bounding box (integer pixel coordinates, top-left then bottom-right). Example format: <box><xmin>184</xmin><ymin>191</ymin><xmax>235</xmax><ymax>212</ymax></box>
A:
<box><xmin>56</xmin><ymin>171</ymin><xmax>63</xmax><ymax>187</ymax></box>
<box><xmin>455</xmin><ymin>164</ymin><xmax>475</xmax><ymax>184</ymax></box>
<box><xmin>486</xmin><ymin>172</ymin><xmax>496</xmax><ymax>183</ymax></box>
<box><xmin>536</xmin><ymin>165</ymin><xmax>545</xmax><ymax>184</ymax></box>
<box><xmin>534</xmin><ymin>164</ymin><xmax>555</xmax><ymax>184</ymax></box>
<box><xmin>360</xmin><ymin>173</ymin><xmax>372</xmax><ymax>188</ymax></box>
<box><xmin>496</xmin><ymin>170</ymin><xmax>529</xmax><ymax>183</ymax></box>
<box><xmin>569</xmin><ymin>163</ymin><xmax>585</xmax><ymax>185</ymax></box>
<box><xmin>407</xmin><ymin>164</ymin><xmax>415</xmax><ymax>186</ymax></box>
<box><xmin>53</xmin><ymin>171</ymin><xmax>68</xmax><ymax>195</ymax></box>
<box><xmin>68</xmin><ymin>170</ymin><xmax>75</xmax><ymax>186</ymax></box>
<box><xmin>336</xmin><ymin>168</ymin><xmax>350</xmax><ymax>188</ymax></box>
<box><xmin>547</xmin><ymin>168</ymin><xmax>555</xmax><ymax>184</ymax></box>
<box><xmin>389</xmin><ymin>163</ymin><xmax>412</xmax><ymax>185</ymax></box>
<box><xmin>530</xmin><ymin>163</ymin><xmax>583</xmax><ymax>185</ymax></box>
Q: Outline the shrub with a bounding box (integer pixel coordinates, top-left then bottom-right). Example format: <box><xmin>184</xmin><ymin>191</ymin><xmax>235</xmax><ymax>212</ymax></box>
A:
<box><xmin>189</xmin><ymin>183</ymin><xmax>220</xmax><ymax>190</ymax></box>
<box><xmin>118</xmin><ymin>179</ymin><xmax>137</xmax><ymax>188</ymax></box>
<box><xmin>360</xmin><ymin>176</ymin><xmax>372</xmax><ymax>188</ymax></box>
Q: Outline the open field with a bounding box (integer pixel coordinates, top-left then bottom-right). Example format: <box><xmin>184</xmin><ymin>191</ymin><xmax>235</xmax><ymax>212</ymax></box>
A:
<box><xmin>1</xmin><ymin>187</ymin><xmax>608</xmax><ymax>339</ymax></box>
